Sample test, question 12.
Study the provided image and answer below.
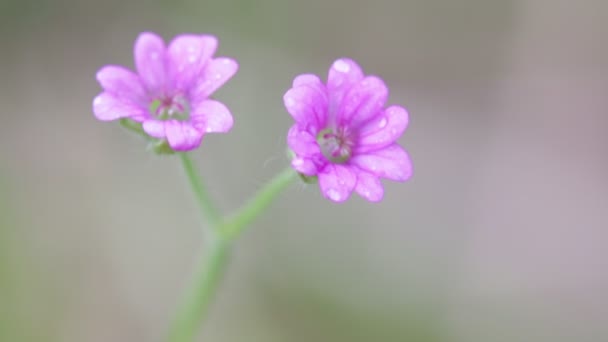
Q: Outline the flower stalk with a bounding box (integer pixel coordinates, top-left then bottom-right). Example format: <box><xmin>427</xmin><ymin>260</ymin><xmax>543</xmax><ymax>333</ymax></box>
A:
<box><xmin>168</xmin><ymin>154</ymin><xmax>297</xmax><ymax>342</ymax></box>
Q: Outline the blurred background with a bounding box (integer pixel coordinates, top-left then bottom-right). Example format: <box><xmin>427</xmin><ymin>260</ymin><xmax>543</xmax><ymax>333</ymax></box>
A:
<box><xmin>1</xmin><ymin>0</ymin><xmax>607</xmax><ymax>341</ymax></box>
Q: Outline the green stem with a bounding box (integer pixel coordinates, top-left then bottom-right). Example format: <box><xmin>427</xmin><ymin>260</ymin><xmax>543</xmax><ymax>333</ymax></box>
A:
<box><xmin>119</xmin><ymin>118</ymin><xmax>149</xmax><ymax>139</ymax></box>
<box><xmin>220</xmin><ymin>167</ymin><xmax>297</xmax><ymax>239</ymax></box>
<box><xmin>179</xmin><ymin>153</ymin><xmax>221</xmax><ymax>228</ymax></box>
<box><xmin>168</xmin><ymin>234</ymin><xmax>230</xmax><ymax>342</ymax></box>
<box><xmin>168</xmin><ymin>164</ymin><xmax>297</xmax><ymax>342</ymax></box>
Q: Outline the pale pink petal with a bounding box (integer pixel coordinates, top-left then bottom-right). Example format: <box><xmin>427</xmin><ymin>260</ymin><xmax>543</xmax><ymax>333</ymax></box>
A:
<box><xmin>96</xmin><ymin>65</ymin><xmax>147</xmax><ymax>105</ymax></box>
<box><xmin>327</xmin><ymin>58</ymin><xmax>364</xmax><ymax>106</ymax></box>
<box><xmin>291</xmin><ymin>157</ymin><xmax>319</xmax><ymax>176</ymax></box>
<box><xmin>142</xmin><ymin>119</ymin><xmax>166</xmax><ymax>138</ymax></box>
<box><xmin>190</xmin><ymin>58</ymin><xmax>238</xmax><ymax>102</ymax></box>
<box><xmin>165</xmin><ymin>120</ymin><xmax>204</xmax><ymax>151</ymax></box>
<box><xmin>293</xmin><ymin>74</ymin><xmax>323</xmax><ymax>88</ymax></box>
<box><xmin>190</xmin><ymin>99</ymin><xmax>234</xmax><ymax>133</ymax></box>
<box><xmin>338</xmin><ymin>76</ymin><xmax>387</xmax><ymax>127</ymax></box>
<box><xmin>283</xmin><ymin>85</ymin><xmax>328</xmax><ymax>131</ymax></box>
<box><xmin>354</xmin><ymin>170</ymin><xmax>384</xmax><ymax>202</ymax></box>
<box><xmin>168</xmin><ymin>34</ymin><xmax>218</xmax><ymax>90</ymax></box>
<box><xmin>355</xmin><ymin>105</ymin><xmax>409</xmax><ymax>153</ymax></box>
<box><xmin>93</xmin><ymin>92</ymin><xmax>147</xmax><ymax>122</ymax></box>
<box><xmin>350</xmin><ymin>144</ymin><xmax>412</xmax><ymax>181</ymax></box>
<box><xmin>318</xmin><ymin>164</ymin><xmax>357</xmax><ymax>202</ymax></box>
<box><xmin>287</xmin><ymin>125</ymin><xmax>321</xmax><ymax>157</ymax></box>
<box><xmin>134</xmin><ymin>32</ymin><xmax>167</xmax><ymax>95</ymax></box>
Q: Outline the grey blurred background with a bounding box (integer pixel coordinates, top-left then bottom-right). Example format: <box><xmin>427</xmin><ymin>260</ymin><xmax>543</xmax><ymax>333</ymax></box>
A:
<box><xmin>1</xmin><ymin>0</ymin><xmax>607</xmax><ymax>341</ymax></box>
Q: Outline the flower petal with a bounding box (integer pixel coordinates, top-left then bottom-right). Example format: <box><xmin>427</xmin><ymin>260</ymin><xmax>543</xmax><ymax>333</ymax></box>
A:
<box><xmin>291</xmin><ymin>157</ymin><xmax>318</xmax><ymax>176</ymax></box>
<box><xmin>165</xmin><ymin>120</ymin><xmax>204</xmax><ymax>151</ymax></box>
<box><xmin>338</xmin><ymin>76</ymin><xmax>388</xmax><ymax>128</ymax></box>
<box><xmin>134</xmin><ymin>32</ymin><xmax>167</xmax><ymax>95</ymax></box>
<box><xmin>283</xmin><ymin>84</ymin><xmax>328</xmax><ymax>132</ymax></box>
<box><xmin>350</xmin><ymin>144</ymin><xmax>412</xmax><ymax>181</ymax></box>
<box><xmin>168</xmin><ymin>34</ymin><xmax>218</xmax><ymax>91</ymax></box>
<box><xmin>93</xmin><ymin>92</ymin><xmax>147</xmax><ymax>122</ymax></box>
<box><xmin>293</xmin><ymin>74</ymin><xmax>323</xmax><ymax>88</ymax></box>
<box><xmin>96</xmin><ymin>65</ymin><xmax>147</xmax><ymax>105</ymax></box>
<box><xmin>190</xmin><ymin>99</ymin><xmax>233</xmax><ymax>133</ymax></box>
<box><xmin>318</xmin><ymin>164</ymin><xmax>357</xmax><ymax>202</ymax></box>
<box><xmin>355</xmin><ymin>105</ymin><xmax>409</xmax><ymax>153</ymax></box>
<box><xmin>354</xmin><ymin>169</ymin><xmax>384</xmax><ymax>202</ymax></box>
<box><xmin>142</xmin><ymin>119</ymin><xmax>166</xmax><ymax>138</ymax></box>
<box><xmin>190</xmin><ymin>58</ymin><xmax>238</xmax><ymax>102</ymax></box>
<box><xmin>327</xmin><ymin>58</ymin><xmax>364</xmax><ymax>106</ymax></box>
<box><xmin>287</xmin><ymin>125</ymin><xmax>321</xmax><ymax>158</ymax></box>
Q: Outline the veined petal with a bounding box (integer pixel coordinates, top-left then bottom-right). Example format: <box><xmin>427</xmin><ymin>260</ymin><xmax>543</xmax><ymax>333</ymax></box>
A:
<box><xmin>283</xmin><ymin>84</ymin><xmax>328</xmax><ymax>131</ymax></box>
<box><xmin>351</xmin><ymin>144</ymin><xmax>412</xmax><ymax>181</ymax></box>
<box><xmin>355</xmin><ymin>105</ymin><xmax>409</xmax><ymax>153</ymax></box>
<box><xmin>354</xmin><ymin>169</ymin><xmax>384</xmax><ymax>202</ymax></box>
<box><xmin>165</xmin><ymin>120</ymin><xmax>204</xmax><ymax>151</ymax></box>
<box><xmin>338</xmin><ymin>76</ymin><xmax>388</xmax><ymax>128</ymax></box>
<box><xmin>142</xmin><ymin>119</ymin><xmax>166</xmax><ymax>138</ymax></box>
<box><xmin>96</xmin><ymin>65</ymin><xmax>146</xmax><ymax>105</ymax></box>
<box><xmin>327</xmin><ymin>58</ymin><xmax>364</xmax><ymax>106</ymax></box>
<box><xmin>318</xmin><ymin>164</ymin><xmax>357</xmax><ymax>203</ymax></box>
<box><xmin>168</xmin><ymin>34</ymin><xmax>218</xmax><ymax>91</ymax></box>
<box><xmin>190</xmin><ymin>99</ymin><xmax>234</xmax><ymax>133</ymax></box>
<box><xmin>190</xmin><ymin>58</ymin><xmax>238</xmax><ymax>102</ymax></box>
<box><xmin>287</xmin><ymin>125</ymin><xmax>321</xmax><ymax>158</ymax></box>
<box><xmin>93</xmin><ymin>92</ymin><xmax>147</xmax><ymax>122</ymax></box>
<box><xmin>134</xmin><ymin>32</ymin><xmax>167</xmax><ymax>95</ymax></box>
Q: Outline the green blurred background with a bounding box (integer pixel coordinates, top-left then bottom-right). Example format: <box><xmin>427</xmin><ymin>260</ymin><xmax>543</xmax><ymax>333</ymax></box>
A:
<box><xmin>1</xmin><ymin>0</ymin><xmax>607</xmax><ymax>341</ymax></box>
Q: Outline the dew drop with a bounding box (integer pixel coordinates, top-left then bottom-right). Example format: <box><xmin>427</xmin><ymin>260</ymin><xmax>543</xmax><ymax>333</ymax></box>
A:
<box><xmin>378</xmin><ymin>117</ymin><xmax>388</xmax><ymax>128</ymax></box>
<box><xmin>326</xmin><ymin>188</ymin><xmax>342</xmax><ymax>201</ymax></box>
<box><xmin>214</xmin><ymin>73</ymin><xmax>222</xmax><ymax>80</ymax></box>
<box><xmin>292</xmin><ymin>158</ymin><xmax>304</xmax><ymax>166</ymax></box>
<box><xmin>93</xmin><ymin>97</ymin><xmax>103</xmax><ymax>105</ymax></box>
<box><xmin>222</xmin><ymin>59</ymin><xmax>231</xmax><ymax>65</ymax></box>
<box><xmin>188</xmin><ymin>55</ymin><xmax>197</xmax><ymax>63</ymax></box>
<box><xmin>333</xmin><ymin>59</ymin><xmax>350</xmax><ymax>73</ymax></box>
<box><xmin>364</xmin><ymin>190</ymin><xmax>371</xmax><ymax>198</ymax></box>
<box><xmin>285</xmin><ymin>97</ymin><xmax>295</xmax><ymax>107</ymax></box>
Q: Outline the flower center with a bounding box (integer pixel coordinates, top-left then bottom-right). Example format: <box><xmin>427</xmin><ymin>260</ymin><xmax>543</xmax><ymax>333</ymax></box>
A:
<box><xmin>149</xmin><ymin>95</ymin><xmax>190</xmax><ymax>121</ymax></box>
<box><xmin>317</xmin><ymin>127</ymin><xmax>354</xmax><ymax>164</ymax></box>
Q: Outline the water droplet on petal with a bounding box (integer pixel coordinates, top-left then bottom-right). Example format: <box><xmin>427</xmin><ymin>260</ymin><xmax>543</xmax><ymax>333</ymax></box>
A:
<box><xmin>285</xmin><ymin>97</ymin><xmax>295</xmax><ymax>107</ymax></box>
<box><xmin>292</xmin><ymin>158</ymin><xmax>304</xmax><ymax>166</ymax></box>
<box><xmin>188</xmin><ymin>55</ymin><xmax>197</xmax><ymax>63</ymax></box>
<box><xmin>214</xmin><ymin>73</ymin><xmax>222</xmax><ymax>80</ymax></box>
<box><xmin>364</xmin><ymin>190</ymin><xmax>371</xmax><ymax>198</ymax></box>
<box><xmin>378</xmin><ymin>117</ymin><xmax>388</xmax><ymax>128</ymax></box>
<box><xmin>333</xmin><ymin>59</ymin><xmax>350</xmax><ymax>73</ymax></box>
<box><xmin>188</xmin><ymin>45</ymin><xmax>196</xmax><ymax>52</ymax></box>
<box><xmin>222</xmin><ymin>59</ymin><xmax>231</xmax><ymax>65</ymax></box>
<box><xmin>94</xmin><ymin>97</ymin><xmax>103</xmax><ymax>105</ymax></box>
<box><xmin>326</xmin><ymin>188</ymin><xmax>342</xmax><ymax>201</ymax></box>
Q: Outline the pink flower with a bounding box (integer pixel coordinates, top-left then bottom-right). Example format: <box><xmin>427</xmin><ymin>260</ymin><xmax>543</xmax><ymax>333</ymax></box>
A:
<box><xmin>93</xmin><ymin>32</ymin><xmax>238</xmax><ymax>151</ymax></box>
<box><xmin>284</xmin><ymin>59</ymin><xmax>412</xmax><ymax>202</ymax></box>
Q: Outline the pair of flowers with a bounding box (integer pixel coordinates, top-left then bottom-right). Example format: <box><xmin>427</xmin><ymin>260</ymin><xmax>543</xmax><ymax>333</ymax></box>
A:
<box><xmin>93</xmin><ymin>32</ymin><xmax>412</xmax><ymax>202</ymax></box>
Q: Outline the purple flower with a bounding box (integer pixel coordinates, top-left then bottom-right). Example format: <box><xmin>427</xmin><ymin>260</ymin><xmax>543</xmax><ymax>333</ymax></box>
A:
<box><xmin>93</xmin><ymin>32</ymin><xmax>238</xmax><ymax>151</ymax></box>
<box><xmin>284</xmin><ymin>59</ymin><xmax>412</xmax><ymax>202</ymax></box>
